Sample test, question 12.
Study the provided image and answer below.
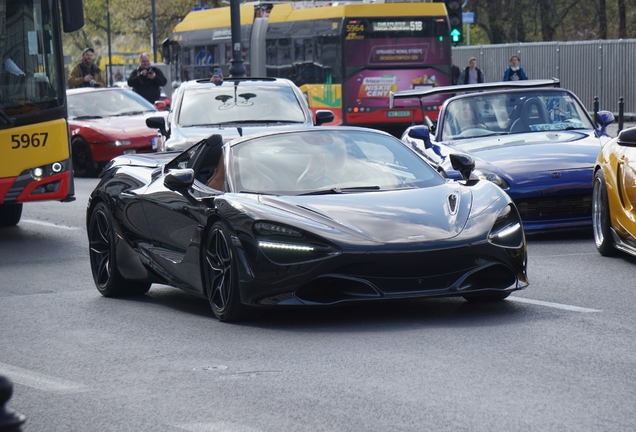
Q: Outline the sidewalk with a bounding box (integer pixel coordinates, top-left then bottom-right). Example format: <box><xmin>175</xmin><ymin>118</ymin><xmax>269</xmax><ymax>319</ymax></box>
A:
<box><xmin>607</xmin><ymin>120</ymin><xmax>636</xmax><ymax>138</ymax></box>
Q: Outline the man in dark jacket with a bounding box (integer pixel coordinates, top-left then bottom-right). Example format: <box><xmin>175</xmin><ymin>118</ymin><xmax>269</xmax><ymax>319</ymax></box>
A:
<box><xmin>67</xmin><ymin>48</ymin><xmax>106</xmax><ymax>89</ymax></box>
<box><xmin>127</xmin><ymin>53</ymin><xmax>167</xmax><ymax>104</ymax></box>
<box><xmin>458</xmin><ymin>57</ymin><xmax>485</xmax><ymax>84</ymax></box>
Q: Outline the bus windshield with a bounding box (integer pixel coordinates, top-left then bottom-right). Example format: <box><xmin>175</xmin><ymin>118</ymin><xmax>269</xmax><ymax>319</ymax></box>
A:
<box><xmin>0</xmin><ymin>0</ymin><xmax>62</xmax><ymax>117</ymax></box>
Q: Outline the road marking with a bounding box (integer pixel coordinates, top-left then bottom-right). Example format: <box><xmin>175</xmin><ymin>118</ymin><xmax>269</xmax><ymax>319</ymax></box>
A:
<box><xmin>20</xmin><ymin>219</ymin><xmax>79</xmax><ymax>230</ymax></box>
<box><xmin>0</xmin><ymin>362</ymin><xmax>89</xmax><ymax>393</ymax></box>
<box><xmin>530</xmin><ymin>252</ymin><xmax>598</xmax><ymax>257</ymax></box>
<box><xmin>508</xmin><ymin>296</ymin><xmax>602</xmax><ymax>313</ymax></box>
<box><xmin>172</xmin><ymin>422</ymin><xmax>263</xmax><ymax>432</ymax></box>
<box><xmin>21</xmin><ymin>219</ymin><xmax>78</xmax><ymax>230</ymax></box>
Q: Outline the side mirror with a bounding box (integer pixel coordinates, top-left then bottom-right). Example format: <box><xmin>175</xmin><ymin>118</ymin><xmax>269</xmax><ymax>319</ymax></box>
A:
<box><xmin>450</xmin><ymin>153</ymin><xmax>475</xmax><ymax>181</ymax></box>
<box><xmin>164</xmin><ymin>168</ymin><xmax>195</xmax><ymax>191</ymax></box>
<box><xmin>617</xmin><ymin>127</ymin><xmax>636</xmax><ymax>147</ymax></box>
<box><xmin>61</xmin><ymin>0</ymin><xmax>84</xmax><ymax>32</ymax></box>
<box><xmin>595</xmin><ymin>110</ymin><xmax>615</xmax><ymax>126</ymax></box>
<box><xmin>146</xmin><ymin>116</ymin><xmax>169</xmax><ymax>139</ymax></box>
<box><xmin>595</xmin><ymin>110</ymin><xmax>615</xmax><ymax>135</ymax></box>
<box><xmin>315</xmin><ymin>110</ymin><xmax>335</xmax><ymax>126</ymax></box>
<box><xmin>154</xmin><ymin>100</ymin><xmax>168</xmax><ymax>111</ymax></box>
<box><xmin>407</xmin><ymin>125</ymin><xmax>432</xmax><ymax>149</ymax></box>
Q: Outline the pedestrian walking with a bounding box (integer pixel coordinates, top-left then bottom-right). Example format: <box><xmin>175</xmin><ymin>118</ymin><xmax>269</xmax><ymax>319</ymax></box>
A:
<box><xmin>502</xmin><ymin>55</ymin><xmax>528</xmax><ymax>81</ymax></box>
<box><xmin>458</xmin><ymin>57</ymin><xmax>485</xmax><ymax>85</ymax></box>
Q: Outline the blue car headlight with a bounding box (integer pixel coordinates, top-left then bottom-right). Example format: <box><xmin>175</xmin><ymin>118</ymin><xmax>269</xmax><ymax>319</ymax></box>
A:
<box><xmin>473</xmin><ymin>169</ymin><xmax>510</xmax><ymax>189</ymax></box>
<box><xmin>488</xmin><ymin>204</ymin><xmax>524</xmax><ymax>248</ymax></box>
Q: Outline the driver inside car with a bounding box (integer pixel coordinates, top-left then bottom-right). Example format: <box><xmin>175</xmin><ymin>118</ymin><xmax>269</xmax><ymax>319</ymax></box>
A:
<box><xmin>445</xmin><ymin>101</ymin><xmax>486</xmax><ymax>138</ymax></box>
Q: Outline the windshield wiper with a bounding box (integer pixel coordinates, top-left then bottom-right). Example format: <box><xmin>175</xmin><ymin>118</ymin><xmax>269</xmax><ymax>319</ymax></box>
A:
<box><xmin>478</xmin><ymin>132</ymin><xmax>510</xmax><ymax>137</ymax></box>
<box><xmin>261</xmin><ymin>120</ymin><xmax>304</xmax><ymax>125</ymax></box>
<box><xmin>71</xmin><ymin>115</ymin><xmax>103</xmax><ymax>120</ymax></box>
<box><xmin>238</xmin><ymin>190</ymin><xmax>279</xmax><ymax>195</ymax></box>
<box><xmin>112</xmin><ymin>110</ymin><xmax>147</xmax><ymax>116</ymax></box>
<box><xmin>299</xmin><ymin>186</ymin><xmax>381</xmax><ymax>196</ymax></box>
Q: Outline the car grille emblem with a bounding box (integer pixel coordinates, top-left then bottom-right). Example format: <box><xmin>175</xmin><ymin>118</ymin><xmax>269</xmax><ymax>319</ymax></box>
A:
<box><xmin>448</xmin><ymin>192</ymin><xmax>459</xmax><ymax>215</ymax></box>
<box><xmin>550</xmin><ymin>172</ymin><xmax>562</xmax><ymax>178</ymax></box>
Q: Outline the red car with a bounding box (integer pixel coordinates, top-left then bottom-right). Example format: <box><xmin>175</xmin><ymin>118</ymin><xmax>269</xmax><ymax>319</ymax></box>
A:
<box><xmin>67</xmin><ymin>87</ymin><xmax>168</xmax><ymax>177</ymax></box>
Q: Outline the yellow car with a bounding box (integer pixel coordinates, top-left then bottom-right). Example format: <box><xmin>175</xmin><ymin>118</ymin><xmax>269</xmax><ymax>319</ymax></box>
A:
<box><xmin>593</xmin><ymin>127</ymin><xmax>636</xmax><ymax>256</ymax></box>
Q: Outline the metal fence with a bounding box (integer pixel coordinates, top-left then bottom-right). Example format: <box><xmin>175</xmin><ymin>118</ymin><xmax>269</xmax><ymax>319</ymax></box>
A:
<box><xmin>453</xmin><ymin>39</ymin><xmax>636</xmax><ymax>123</ymax></box>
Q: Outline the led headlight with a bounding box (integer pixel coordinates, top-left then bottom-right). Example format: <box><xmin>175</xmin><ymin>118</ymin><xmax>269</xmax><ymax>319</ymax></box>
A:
<box><xmin>254</xmin><ymin>222</ymin><xmax>302</xmax><ymax>238</ymax></box>
<box><xmin>473</xmin><ymin>169</ymin><xmax>510</xmax><ymax>189</ymax></box>
<box><xmin>253</xmin><ymin>221</ymin><xmax>339</xmax><ymax>264</ymax></box>
<box><xmin>259</xmin><ymin>241</ymin><xmax>314</xmax><ymax>251</ymax></box>
<box><xmin>488</xmin><ymin>204</ymin><xmax>524</xmax><ymax>248</ymax></box>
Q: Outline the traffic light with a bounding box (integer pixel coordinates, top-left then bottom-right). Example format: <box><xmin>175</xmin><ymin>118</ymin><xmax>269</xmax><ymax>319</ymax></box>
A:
<box><xmin>445</xmin><ymin>0</ymin><xmax>463</xmax><ymax>44</ymax></box>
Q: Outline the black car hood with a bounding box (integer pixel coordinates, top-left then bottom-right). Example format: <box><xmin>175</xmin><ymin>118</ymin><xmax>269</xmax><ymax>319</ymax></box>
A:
<box><xmin>258</xmin><ymin>185</ymin><xmax>474</xmax><ymax>243</ymax></box>
<box><xmin>168</xmin><ymin>123</ymin><xmax>308</xmax><ymax>150</ymax></box>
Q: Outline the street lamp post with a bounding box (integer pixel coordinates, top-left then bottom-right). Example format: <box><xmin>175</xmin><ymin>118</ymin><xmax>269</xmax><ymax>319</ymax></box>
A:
<box><xmin>229</xmin><ymin>0</ymin><xmax>245</xmax><ymax>78</ymax></box>
<box><xmin>106</xmin><ymin>0</ymin><xmax>112</xmax><ymax>86</ymax></box>
<box><xmin>151</xmin><ymin>0</ymin><xmax>157</xmax><ymax>62</ymax></box>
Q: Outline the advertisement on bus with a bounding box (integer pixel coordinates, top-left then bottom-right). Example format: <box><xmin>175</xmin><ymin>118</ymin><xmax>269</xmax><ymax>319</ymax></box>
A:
<box><xmin>343</xmin><ymin>36</ymin><xmax>451</xmax><ymax>125</ymax></box>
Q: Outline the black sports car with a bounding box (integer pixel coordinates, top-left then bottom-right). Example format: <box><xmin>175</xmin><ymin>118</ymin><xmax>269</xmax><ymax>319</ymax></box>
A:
<box><xmin>87</xmin><ymin>127</ymin><xmax>529</xmax><ymax>322</ymax></box>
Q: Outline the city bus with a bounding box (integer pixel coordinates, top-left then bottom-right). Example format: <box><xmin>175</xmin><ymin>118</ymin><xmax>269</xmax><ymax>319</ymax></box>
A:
<box><xmin>167</xmin><ymin>0</ymin><xmax>453</xmax><ymax>136</ymax></box>
<box><xmin>0</xmin><ymin>0</ymin><xmax>84</xmax><ymax>226</ymax></box>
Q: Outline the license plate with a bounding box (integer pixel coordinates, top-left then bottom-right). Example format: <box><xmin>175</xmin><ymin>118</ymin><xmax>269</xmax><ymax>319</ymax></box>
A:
<box><xmin>387</xmin><ymin>110</ymin><xmax>410</xmax><ymax>118</ymax></box>
<box><xmin>123</xmin><ymin>149</ymin><xmax>137</xmax><ymax>155</ymax></box>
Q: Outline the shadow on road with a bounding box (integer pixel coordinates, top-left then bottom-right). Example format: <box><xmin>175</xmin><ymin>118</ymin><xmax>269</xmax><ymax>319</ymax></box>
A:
<box><xmin>122</xmin><ymin>285</ymin><xmax>544</xmax><ymax>333</ymax></box>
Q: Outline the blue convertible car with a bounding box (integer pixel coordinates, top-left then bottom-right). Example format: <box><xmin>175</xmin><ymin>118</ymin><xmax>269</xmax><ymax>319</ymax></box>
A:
<box><xmin>392</xmin><ymin>80</ymin><xmax>615</xmax><ymax>233</ymax></box>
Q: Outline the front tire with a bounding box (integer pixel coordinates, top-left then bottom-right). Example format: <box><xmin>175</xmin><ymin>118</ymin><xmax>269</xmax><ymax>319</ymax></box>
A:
<box><xmin>0</xmin><ymin>203</ymin><xmax>23</xmax><ymax>226</ymax></box>
<box><xmin>592</xmin><ymin>170</ymin><xmax>617</xmax><ymax>256</ymax></box>
<box><xmin>88</xmin><ymin>202</ymin><xmax>151</xmax><ymax>296</ymax></box>
<box><xmin>72</xmin><ymin>137</ymin><xmax>96</xmax><ymax>178</ymax></box>
<box><xmin>203</xmin><ymin>221</ymin><xmax>258</xmax><ymax>322</ymax></box>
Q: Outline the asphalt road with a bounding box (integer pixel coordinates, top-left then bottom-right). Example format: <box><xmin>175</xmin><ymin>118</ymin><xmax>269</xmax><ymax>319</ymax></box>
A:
<box><xmin>1</xmin><ymin>178</ymin><xmax>635</xmax><ymax>432</ymax></box>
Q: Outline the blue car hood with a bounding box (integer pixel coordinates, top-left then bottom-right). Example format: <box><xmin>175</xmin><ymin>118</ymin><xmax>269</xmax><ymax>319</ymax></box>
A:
<box><xmin>450</xmin><ymin>130</ymin><xmax>601</xmax><ymax>174</ymax></box>
<box><xmin>258</xmin><ymin>185</ymin><xmax>474</xmax><ymax>243</ymax></box>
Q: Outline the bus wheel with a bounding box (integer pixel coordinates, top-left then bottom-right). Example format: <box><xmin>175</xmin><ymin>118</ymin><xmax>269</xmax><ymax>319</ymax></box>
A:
<box><xmin>0</xmin><ymin>203</ymin><xmax>23</xmax><ymax>227</ymax></box>
<box><xmin>72</xmin><ymin>137</ymin><xmax>96</xmax><ymax>178</ymax></box>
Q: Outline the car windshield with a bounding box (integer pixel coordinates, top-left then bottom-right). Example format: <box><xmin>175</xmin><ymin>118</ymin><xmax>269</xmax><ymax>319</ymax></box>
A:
<box><xmin>178</xmin><ymin>84</ymin><xmax>307</xmax><ymax>126</ymax></box>
<box><xmin>67</xmin><ymin>89</ymin><xmax>157</xmax><ymax>119</ymax></box>
<box><xmin>229</xmin><ymin>130</ymin><xmax>444</xmax><ymax>195</ymax></box>
<box><xmin>440</xmin><ymin>90</ymin><xmax>595</xmax><ymax>140</ymax></box>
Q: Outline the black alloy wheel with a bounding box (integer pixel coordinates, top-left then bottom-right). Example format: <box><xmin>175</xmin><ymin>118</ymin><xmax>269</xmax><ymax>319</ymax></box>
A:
<box><xmin>72</xmin><ymin>137</ymin><xmax>96</xmax><ymax>178</ymax></box>
<box><xmin>592</xmin><ymin>170</ymin><xmax>617</xmax><ymax>256</ymax></box>
<box><xmin>88</xmin><ymin>202</ymin><xmax>151</xmax><ymax>297</ymax></box>
<box><xmin>204</xmin><ymin>221</ymin><xmax>258</xmax><ymax>322</ymax></box>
